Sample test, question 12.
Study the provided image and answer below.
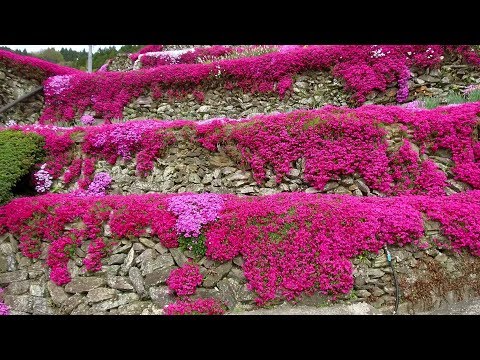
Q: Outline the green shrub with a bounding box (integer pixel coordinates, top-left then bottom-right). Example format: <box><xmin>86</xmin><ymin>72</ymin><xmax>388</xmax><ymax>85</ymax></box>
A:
<box><xmin>423</xmin><ymin>97</ymin><xmax>442</xmax><ymax>109</ymax></box>
<box><xmin>0</xmin><ymin>130</ymin><xmax>45</xmax><ymax>204</ymax></box>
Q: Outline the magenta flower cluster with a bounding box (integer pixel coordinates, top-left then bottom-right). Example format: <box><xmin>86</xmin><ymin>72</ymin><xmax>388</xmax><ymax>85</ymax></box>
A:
<box><xmin>166</xmin><ymin>263</ymin><xmax>203</xmax><ymax>296</ymax></box>
<box><xmin>167</xmin><ymin>193</ymin><xmax>224</xmax><ymax>237</ymax></box>
<box><xmin>2</xmin><ymin>191</ymin><xmax>480</xmax><ymax>302</ymax></box>
<box><xmin>8</xmin><ymin>102</ymin><xmax>480</xmax><ymax>196</ymax></box>
<box><xmin>34</xmin><ymin>163</ymin><xmax>53</xmax><ymax>193</ymax></box>
<box><xmin>44</xmin><ymin>75</ymin><xmax>73</xmax><ymax>96</ymax></box>
<box><xmin>163</xmin><ymin>298</ymin><xmax>225</xmax><ymax>315</ymax></box>
<box><xmin>36</xmin><ymin>45</ymin><xmax>480</xmax><ymax>124</ymax></box>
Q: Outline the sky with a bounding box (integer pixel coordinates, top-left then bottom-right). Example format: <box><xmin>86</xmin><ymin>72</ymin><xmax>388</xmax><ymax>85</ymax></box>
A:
<box><xmin>2</xmin><ymin>45</ymin><xmax>123</xmax><ymax>53</ymax></box>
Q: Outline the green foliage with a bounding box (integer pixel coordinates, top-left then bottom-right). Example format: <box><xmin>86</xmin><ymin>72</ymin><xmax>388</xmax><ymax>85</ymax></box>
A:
<box><xmin>423</xmin><ymin>97</ymin><xmax>442</xmax><ymax>109</ymax></box>
<box><xmin>467</xmin><ymin>90</ymin><xmax>480</xmax><ymax>102</ymax></box>
<box><xmin>178</xmin><ymin>234</ymin><xmax>207</xmax><ymax>258</ymax></box>
<box><xmin>0</xmin><ymin>130</ymin><xmax>45</xmax><ymax>204</ymax></box>
<box><xmin>445</xmin><ymin>93</ymin><xmax>466</xmax><ymax>105</ymax></box>
<box><xmin>32</xmin><ymin>48</ymin><xmax>65</xmax><ymax>64</ymax></box>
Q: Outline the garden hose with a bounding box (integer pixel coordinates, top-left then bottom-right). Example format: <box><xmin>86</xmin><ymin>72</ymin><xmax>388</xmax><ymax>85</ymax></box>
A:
<box><xmin>384</xmin><ymin>244</ymin><xmax>399</xmax><ymax>315</ymax></box>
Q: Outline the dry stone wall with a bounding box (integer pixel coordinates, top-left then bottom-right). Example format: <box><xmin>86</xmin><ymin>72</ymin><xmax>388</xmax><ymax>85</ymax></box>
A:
<box><xmin>2</xmin><ymin>225</ymin><xmax>479</xmax><ymax>315</ymax></box>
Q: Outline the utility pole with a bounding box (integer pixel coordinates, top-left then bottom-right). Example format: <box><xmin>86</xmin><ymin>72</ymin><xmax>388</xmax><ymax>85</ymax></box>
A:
<box><xmin>87</xmin><ymin>45</ymin><xmax>93</xmax><ymax>73</ymax></box>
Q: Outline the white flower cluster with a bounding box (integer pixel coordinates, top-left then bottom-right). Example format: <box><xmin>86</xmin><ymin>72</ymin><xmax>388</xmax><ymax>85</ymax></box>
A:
<box><xmin>5</xmin><ymin>120</ymin><xmax>17</xmax><ymax>127</ymax></box>
<box><xmin>426</xmin><ymin>47</ymin><xmax>435</xmax><ymax>59</ymax></box>
<box><xmin>34</xmin><ymin>164</ymin><xmax>53</xmax><ymax>193</ymax></box>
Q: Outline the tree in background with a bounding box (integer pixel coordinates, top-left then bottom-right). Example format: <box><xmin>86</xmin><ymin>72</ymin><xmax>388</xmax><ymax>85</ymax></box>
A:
<box><xmin>32</xmin><ymin>48</ymin><xmax>65</xmax><ymax>64</ymax></box>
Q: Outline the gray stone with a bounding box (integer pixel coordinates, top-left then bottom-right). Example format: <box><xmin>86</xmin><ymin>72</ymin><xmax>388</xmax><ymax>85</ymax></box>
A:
<box><xmin>107</xmin><ymin>276</ymin><xmax>134</xmax><ymax>291</ymax></box>
<box><xmin>5</xmin><ymin>280</ymin><xmax>31</xmax><ymax>295</ymax></box>
<box><xmin>371</xmin><ymin>288</ymin><xmax>385</xmax><ymax>297</ymax></box>
<box><xmin>3</xmin><ymin>295</ymin><xmax>33</xmax><ymax>313</ymax></box>
<box><xmin>112</xmin><ymin>243</ymin><xmax>132</xmax><ymax>254</ymax></box>
<box><xmin>373</xmin><ymin>254</ymin><xmax>388</xmax><ymax>268</ymax></box>
<box><xmin>154</xmin><ymin>243</ymin><xmax>168</xmax><ymax>254</ymax></box>
<box><xmin>0</xmin><ymin>255</ymin><xmax>8</xmax><ymax>272</ymax></box>
<box><xmin>144</xmin><ymin>267</ymin><xmax>175</xmax><ymax>288</ymax></box>
<box><xmin>108</xmin><ymin>254</ymin><xmax>127</xmax><ymax>265</ymax></box>
<box><xmin>228</xmin><ymin>267</ymin><xmax>247</xmax><ymax>284</ymax></box>
<box><xmin>129</xmin><ymin>267</ymin><xmax>145</xmax><ymax>296</ymax></box>
<box><xmin>142</xmin><ymin>254</ymin><xmax>175</xmax><ymax>276</ymax></box>
<box><xmin>217</xmin><ymin>278</ymin><xmax>254</xmax><ymax>309</ymax></box>
<box><xmin>356</xmin><ymin>290</ymin><xmax>371</xmax><ymax>298</ymax></box>
<box><xmin>86</xmin><ymin>287</ymin><xmax>117</xmax><ymax>304</ymax></box>
<box><xmin>65</xmin><ymin>277</ymin><xmax>106</xmax><ymax>293</ymax></box>
<box><xmin>132</xmin><ymin>243</ymin><xmax>146</xmax><ymax>252</ymax></box>
<box><xmin>118</xmin><ymin>301</ymin><xmax>151</xmax><ymax>315</ymax></box>
<box><xmin>233</xmin><ymin>256</ymin><xmax>244</xmax><ymax>267</ymax></box>
<box><xmin>149</xmin><ymin>286</ymin><xmax>174</xmax><ymax>307</ymax></box>
<box><xmin>139</xmin><ymin>237</ymin><xmax>156</xmax><ymax>248</ymax></box>
<box><xmin>92</xmin><ymin>293</ymin><xmax>140</xmax><ymax>312</ymax></box>
<box><xmin>46</xmin><ymin>281</ymin><xmax>69</xmax><ymax>306</ymax></box>
<box><xmin>323</xmin><ymin>181</ymin><xmax>339</xmax><ymax>191</ymax></box>
<box><xmin>29</xmin><ymin>284</ymin><xmax>46</xmax><ymax>297</ymax></box>
<box><xmin>203</xmin><ymin>261</ymin><xmax>233</xmax><ymax>288</ymax></box>
<box><xmin>435</xmin><ymin>253</ymin><xmax>448</xmax><ymax>263</ymax></box>
<box><xmin>0</xmin><ymin>270</ymin><xmax>28</xmax><ymax>284</ymax></box>
<box><xmin>367</xmin><ymin>269</ymin><xmax>385</xmax><ymax>278</ymax></box>
<box><xmin>355</xmin><ymin>179</ymin><xmax>370</xmax><ymax>194</ymax></box>
<box><xmin>0</xmin><ymin>243</ymin><xmax>13</xmax><ymax>255</ymax></box>
<box><xmin>170</xmin><ymin>248</ymin><xmax>188</xmax><ymax>267</ymax></box>
<box><xmin>120</xmin><ymin>247</ymin><xmax>135</xmax><ymax>275</ymax></box>
<box><xmin>32</xmin><ymin>297</ymin><xmax>57</xmax><ymax>315</ymax></box>
<box><xmin>134</xmin><ymin>248</ymin><xmax>156</xmax><ymax>265</ymax></box>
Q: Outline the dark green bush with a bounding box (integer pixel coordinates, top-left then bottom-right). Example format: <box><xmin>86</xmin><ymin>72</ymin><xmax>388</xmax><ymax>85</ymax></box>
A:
<box><xmin>0</xmin><ymin>130</ymin><xmax>45</xmax><ymax>204</ymax></box>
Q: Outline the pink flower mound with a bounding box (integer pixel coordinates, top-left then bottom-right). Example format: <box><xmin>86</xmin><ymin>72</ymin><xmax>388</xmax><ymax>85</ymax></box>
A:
<box><xmin>139</xmin><ymin>46</ymin><xmax>234</xmax><ymax>67</ymax></box>
<box><xmin>8</xmin><ymin>102</ymin><xmax>480</xmax><ymax>195</ymax></box>
<box><xmin>2</xmin><ymin>192</ymin><xmax>480</xmax><ymax>302</ymax></box>
<box><xmin>38</xmin><ymin>45</ymin><xmax>480</xmax><ymax>124</ymax></box>
<box><xmin>164</xmin><ymin>298</ymin><xmax>225</xmax><ymax>315</ymax></box>
<box><xmin>0</xmin><ymin>49</ymin><xmax>79</xmax><ymax>79</ymax></box>
<box><xmin>166</xmin><ymin>263</ymin><xmax>203</xmax><ymax>296</ymax></box>
<box><xmin>167</xmin><ymin>193</ymin><xmax>224</xmax><ymax>237</ymax></box>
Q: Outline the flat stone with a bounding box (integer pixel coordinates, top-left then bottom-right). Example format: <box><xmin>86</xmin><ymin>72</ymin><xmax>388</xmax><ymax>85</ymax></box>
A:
<box><xmin>106</xmin><ymin>276</ymin><xmax>134</xmax><ymax>291</ymax></box>
<box><xmin>435</xmin><ymin>253</ymin><xmax>448</xmax><ymax>263</ymax></box>
<box><xmin>169</xmin><ymin>248</ymin><xmax>188</xmax><ymax>267</ymax></box>
<box><xmin>203</xmin><ymin>261</ymin><xmax>232</xmax><ymax>288</ymax></box>
<box><xmin>132</xmin><ymin>243</ymin><xmax>146</xmax><ymax>252</ymax></box>
<box><xmin>142</xmin><ymin>254</ymin><xmax>175</xmax><ymax>276</ymax></box>
<box><xmin>3</xmin><ymin>295</ymin><xmax>33</xmax><ymax>313</ymax></box>
<box><xmin>46</xmin><ymin>281</ymin><xmax>69</xmax><ymax>306</ymax></box>
<box><xmin>333</xmin><ymin>186</ymin><xmax>351</xmax><ymax>194</ymax></box>
<box><xmin>356</xmin><ymin>290</ymin><xmax>371</xmax><ymax>298</ymax></box>
<box><xmin>154</xmin><ymin>243</ymin><xmax>168</xmax><ymax>254</ymax></box>
<box><xmin>86</xmin><ymin>287</ymin><xmax>117</xmax><ymax>304</ymax></box>
<box><xmin>32</xmin><ymin>297</ymin><xmax>57</xmax><ymax>315</ymax></box>
<box><xmin>91</xmin><ymin>293</ymin><xmax>140</xmax><ymax>312</ymax></box>
<box><xmin>134</xmin><ymin>248</ymin><xmax>156</xmax><ymax>265</ymax></box>
<box><xmin>367</xmin><ymin>269</ymin><xmax>385</xmax><ymax>278</ymax></box>
<box><xmin>129</xmin><ymin>267</ymin><xmax>145</xmax><ymax>296</ymax></box>
<box><xmin>120</xmin><ymin>247</ymin><xmax>135</xmax><ymax>275</ymax></box>
<box><xmin>108</xmin><ymin>254</ymin><xmax>127</xmax><ymax>265</ymax></box>
<box><xmin>0</xmin><ymin>270</ymin><xmax>28</xmax><ymax>284</ymax></box>
<box><xmin>29</xmin><ymin>284</ymin><xmax>46</xmax><ymax>297</ymax></box>
<box><xmin>139</xmin><ymin>237</ymin><xmax>156</xmax><ymax>248</ymax></box>
<box><xmin>355</xmin><ymin>179</ymin><xmax>370</xmax><ymax>194</ymax></box>
<box><xmin>65</xmin><ymin>277</ymin><xmax>106</xmax><ymax>293</ymax></box>
<box><xmin>373</xmin><ymin>254</ymin><xmax>388</xmax><ymax>268</ymax></box>
<box><xmin>0</xmin><ymin>255</ymin><xmax>8</xmax><ymax>272</ymax></box>
<box><xmin>228</xmin><ymin>267</ymin><xmax>247</xmax><ymax>284</ymax></box>
<box><xmin>118</xmin><ymin>301</ymin><xmax>151</xmax><ymax>315</ymax></box>
<box><xmin>233</xmin><ymin>256</ymin><xmax>244</xmax><ymax>267</ymax></box>
<box><xmin>5</xmin><ymin>280</ymin><xmax>31</xmax><ymax>295</ymax></box>
<box><xmin>149</xmin><ymin>286</ymin><xmax>175</xmax><ymax>307</ymax></box>
<box><xmin>144</xmin><ymin>267</ymin><xmax>175</xmax><ymax>288</ymax></box>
